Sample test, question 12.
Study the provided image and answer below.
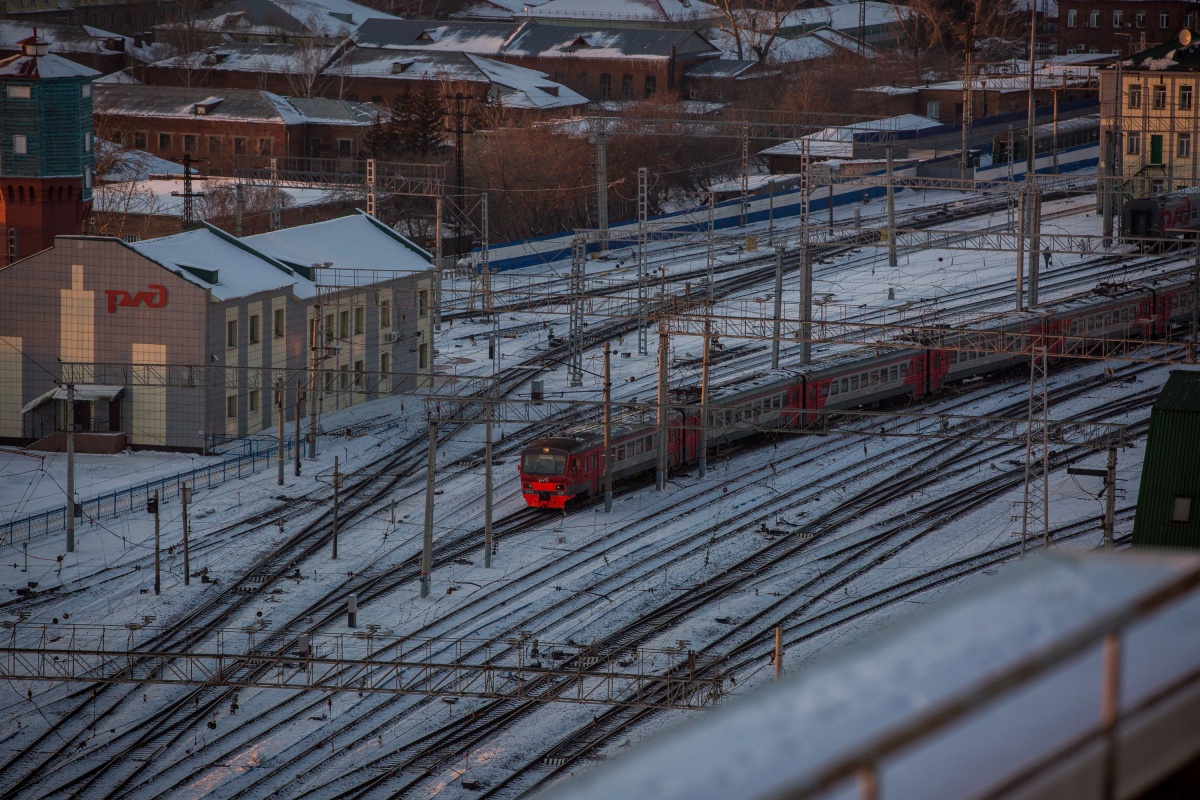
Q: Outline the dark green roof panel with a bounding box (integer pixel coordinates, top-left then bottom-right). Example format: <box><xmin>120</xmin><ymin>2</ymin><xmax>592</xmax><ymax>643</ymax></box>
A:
<box><xmin>1132</xmin><ymin>370</ymin><xmax>1200</xmax><ymax>549</ymax></box>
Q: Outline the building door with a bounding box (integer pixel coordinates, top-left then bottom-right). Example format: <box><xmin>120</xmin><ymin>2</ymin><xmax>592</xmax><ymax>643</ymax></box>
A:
<box><xmin>1151</xmin><ymin>135</ymin><xmax>1164</xmax><ymax>164</ymax></box>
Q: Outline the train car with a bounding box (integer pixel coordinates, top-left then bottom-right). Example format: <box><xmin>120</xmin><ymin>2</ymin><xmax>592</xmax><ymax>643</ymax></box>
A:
<box><xmin>1123</xmin><ymin>187</ymin><xmax>1200</xmax><ymax>241</ymax></box>
<box><xmin>992</xmin><ymin>114</ymin><xmax>1100</xmax><ymax>164</ymax></box>
<box><xmin>801</xmin><ymin>349</ymin><xmax>925</xmax><ymax>424</ymax></box>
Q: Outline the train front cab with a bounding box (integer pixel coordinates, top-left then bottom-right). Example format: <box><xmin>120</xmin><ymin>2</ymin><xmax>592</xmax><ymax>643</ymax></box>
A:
<box><xmin>521</xmin><ymin>443</ymin><xmax>574</xmax><ymax>509</ymax></box>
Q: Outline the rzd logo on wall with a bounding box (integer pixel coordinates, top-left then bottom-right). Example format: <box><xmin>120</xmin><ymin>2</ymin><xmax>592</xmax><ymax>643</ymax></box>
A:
<box><xmin>105</xmin><ymin>284</ymin><xmax>168</xmax><ymax>314</ymax></box>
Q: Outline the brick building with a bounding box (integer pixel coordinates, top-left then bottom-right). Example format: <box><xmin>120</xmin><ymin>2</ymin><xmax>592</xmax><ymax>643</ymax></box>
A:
<box><xmin>0</xmin><ymin>212</ymin><xmax>433</xmax><ymax>452</ymax></box>
<box><xmin>93</xmin><ymin>84</ymin><xmax>381</xmax><ymax>174</ymax></box>
<box><xmin>1058</xmin><ymin>0</ymin><xmax>1195</xmax><ymax>55</ymax></box>
<box><xmin>0</xmin><ymin>36</ymin><xmax>96</xmax><ymax>264</ymax></box>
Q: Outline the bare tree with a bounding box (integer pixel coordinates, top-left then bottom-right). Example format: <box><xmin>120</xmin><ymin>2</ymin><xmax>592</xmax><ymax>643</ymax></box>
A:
<box><xmin>709</xmin><ymin>0</ymin><xmax>806</xmax><ymax>61</ymax></box>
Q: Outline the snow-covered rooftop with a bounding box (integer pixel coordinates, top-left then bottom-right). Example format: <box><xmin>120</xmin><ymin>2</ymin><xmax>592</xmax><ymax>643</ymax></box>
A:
<box><xmin>779</xmin><ymin>0</ymin><xmax>907</xmax><ymax>33</ymax></box>
<box><xmin>350</xmin><ymin>19</ymin><xmax>517</xmax><ymax>53</ymax></box>
<box><xmin>520</xmin><ymin>0</ymin><xmax>718</xmax><ymax>24</ymax></box>
<box><xmin>0</xmin><ymin>46</ymin><xmax>99</xmax><ymax>79</ymax></box>
<box><xmin>153</xmin><ymin>0</ymin><xmax>399</xmax><ymax>42</ymax></box>
<box><xmin>501</xmin><ymin>23</ymin><xmax>718</xmax><ymax>60</ymax></box>
<box><xmin>538</xmin><ymin>551</ymin><xmax>1200</xmax><ymax>800</ymax></box>
<box><xmin>245</xmin><ymin>211</ymin><xmax>431</xmax><ymax>276</ymax></box>
<box><xmin>761</xmin><ymin>114</ymin><xmax>941</xmax><ymax>158</ymax></box>
<box><xmin>94</xmin><ymin>84</ymin><xmax>379</xmax><ymax>124</ymax></box>
<box><xmin>147</xmin><ymin>42</ymin><xmax>337</xmax><ymax>75</ymax></box>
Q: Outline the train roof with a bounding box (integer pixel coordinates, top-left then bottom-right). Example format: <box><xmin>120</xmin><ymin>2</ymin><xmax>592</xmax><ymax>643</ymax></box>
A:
<box><xmin>708</xmin><ymin>369</ymin><xmax>801</xmax><ymax>402</ymax></box>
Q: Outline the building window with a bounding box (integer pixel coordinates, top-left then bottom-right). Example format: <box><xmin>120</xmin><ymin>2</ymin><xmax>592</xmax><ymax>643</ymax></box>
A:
<box><xmin>644</xmin><ymin>75</ymin><xmax>656</xmax><ymax>98</ymax></box>
<box><xmin>1066</xmin><ymin>8</ymin><xmax>1076</xmax><ymax>27</ymax></box>
<box><xmin>1128</xmin><ymin>131</ymin><xmax>1141</xmax><ymax>155</ymax></box>
<box><xmin>12</xmin><ymin>134</ymin><xmax>26</xmax><ymax>154</ymax></box>
<box><xmin>339</xmin><ymin>364</ymin><xmax>350</xmax><ymax>390</ymax></box>
<box><xmin>81</xmin><ymin>82</ymin><xmax>91</xmax><ymax>98</ymax></box>
<box><xmin>354</xmin><ymin>359</ymin><xmax>364</xmax><ymax>388</ymax></box>
<box><xmin>183</xmin><ymin>134</ymin><xmax>197</xmax><ymax>153</ymax></box>
<box><xmin>354</xmin><ymin>306</ymin><xmax>364</xmax><ymax>335</ymax></box>
<box><xmin>227</xmin><ymin>395</ymin><xmax>238</xmax><ymax>419</ymax></box>
<box><xmin>1153</xmin><ymin>85</ymin><xmax>1167</xmax><ymax>109</ymax></box>
<box><xmin>380</xmin><ymin>352</ymin><xmax>391</xmax><ymax>378</ymax></box>
<box><xmin>84</xmin><ymin>132</ymin><xmax>93</xmax><ymax>152</ymax></box>
<box><xmin>419</xmin><ymin>342</ymin><xmax>429</xmax><ymax>369</ymax></box>
<box><xmin>310</xmin><ymin>138</ymin><xmax>322</xmax><ymax>157</ymax></box>
<box><xmin>1112</xmin><ymin>10</ymin><xmax>1122</xmax><ymax>27</ymax></box>
<box><xmin>1129</xmin><ymin>84</ymin><xmax>1141</xmax><ymax>108</ymax></box>
<box><xmin>325</xmin><ymin>312</ymin><xmax>334</xmax><ymax>340</ymax></box>
<box><xmin>1172</xmin><ymin>496</ymin><xmax>1192</xmax><ymax>523</ymax></box>
<box><xmin>274</xmin><ymin>308</ymin><xmax>285</xmax><ymax>338</ymax></box>
<box><xmin>6</xmin><ymin>85</ymin><xmax>30</xmax><ymax>98</ymax></box>
<box><xmin>227</xmin><ymin>318</ymin><xmax>238</xmax><ymax>348</ymax></box>
<box><xmin>622</xmin><ymin>74</ymin><xmax>634</xmax><ymax>99</ymax></box>
<box><xmin>158</xmin><ymin>133</ymin><xmax>171</xmax><ymax>151</ymax></box>
<box><xmin>1135</xmin><ymin>11</ymin><xmax>1145</xmax><ymax>28</ymax></box>
<box><xmin>599</xmin><ymin>73</ymin><xmax>611</xmax><ymax>99</ymax></box>
<box><xmin>338</xmin><ymin>139</ymin><xmax>351</xmax><ymax>157</ymax></box>
<box><xmin>209</xmin><ymin>136</ymin><xmax>222</xmax><ymax>154</ymax></box>
<box><xmin>380</xmin><ymin>300</ymin><xmax>391</xmax><ymax>329</ymax></box>
<box><xmin>926</xmin><ymin>101</ymin><xmax>941</xmax><ymax>119</ymax></box>
<box><xmin>1090</xmin><ymin>46</ymin><xmax>1100</xmax><ymax>54</ymax></box>
<box><xmin>1180</xmin><ymin>133</ymin><xmax>1191</xmax><ymax>158</ymax></box>
<box><xmin>1182</xmin><ymin>86</ymin><xmax>1193</xmax><ymax>110</ymax></box>
<box><xmin>339</xmin><ymin>309</ymin><xmax>350</xmax><ymax>338</ymax></box>
<box><xmin>234</xmin><ymin>137</ymin><xmax>247</xmax><ymax>155</ymax></box>
<box><xmin>249</xmin><ymin>314</ymin><xmax>260</xmax><ymax>344</ymax></box>
<box><xmin>1089</xmin><ymin>9</ymin><xmax>1099</xmax><ymax>27</ymax></box>
<box><xmin>1161</xmin><ymin>10</ymin><xmax>1171</xmax><ymax>28</ymax></box>
<box><xmin>418</xmin><ymin>289</ymin><xmax>429</xmax><ymax>317</ymax></box>
<box><xmin>134</xmin><ymin>131</ymin><xmax>146</xmax><ymax>149</ymax></box>
<box><xmin>324</xmin><ymin>370</ymin><xmax>334</xmax><ymax>392</ymax></box>
<box><xmin>258</xmin><ymin>138</ymin><xmax>272</xmax><ymax>156</ymax></box>
<box><xmin>248</xmin><ymin>389</ymin><xmax>260</xmax><ymax>412</ymax></box>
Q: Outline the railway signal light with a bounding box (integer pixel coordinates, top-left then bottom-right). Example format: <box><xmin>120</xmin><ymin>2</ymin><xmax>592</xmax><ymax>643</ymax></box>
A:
<box><xmin>146</xmin><ymin>496</ymin><xmax>158</xmax><ymax>514</ymax></box>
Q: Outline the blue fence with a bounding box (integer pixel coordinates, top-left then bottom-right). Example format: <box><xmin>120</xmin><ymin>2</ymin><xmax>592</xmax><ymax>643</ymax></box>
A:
<box><xmin>0</xmin><ymin>441</ymin><xmax>296</xmax><ymax>548</ymax></box>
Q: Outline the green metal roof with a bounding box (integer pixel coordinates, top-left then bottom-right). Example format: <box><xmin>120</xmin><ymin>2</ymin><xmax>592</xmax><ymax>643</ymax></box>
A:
<box><xmin>1151</xmin><ymin>370</ymin><xmax>1200</xmax><ymax>413</ymax></box>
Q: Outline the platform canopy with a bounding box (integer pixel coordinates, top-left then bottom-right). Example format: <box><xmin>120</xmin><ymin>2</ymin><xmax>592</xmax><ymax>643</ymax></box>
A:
<box><xmin>21</xmin><ymin>384</ymin><xmax>124</xmax><ymax>415</ymax></box>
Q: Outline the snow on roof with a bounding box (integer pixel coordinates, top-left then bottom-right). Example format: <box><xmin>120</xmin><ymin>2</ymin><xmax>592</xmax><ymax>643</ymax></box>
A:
<box><xmin>94</xmin><ymin>83</ymin><xmax>377</xmax><ymax>124</ymax></box>
<box><xmin>325</xmin><ymin>47</ymin><xmax>495</xmax><ymax>81</ymax></box>
<box><xmin>760</xmin><ymin>114</ymin><xmax>940</xmax><ymax>158</ymax></box>
<box><xmin>93</xmin><ymin>177</ymin><xmax>330</xmax><ymax>223</ymax></box>
<box><xmin>0</xmin><ymin>21</ymin><xmax>123</xmax><ymax>54</ymax></box>
<box><xmin>245</xmin><ymin>211</ymin><xmax>432</xmax><ymax>278</ymax></box>
<box><xmin>96</xmin><ymin>140</ymin><xmax>186</xmax><ymax>181</ymax></box>
<box><xmin>501</xmin><ymin>23</ymin><xmax>717</xmax><ymax>60</ymax></box>
<box><xmin>537</xmin><ymin>551</ymin><xmax>1200</xmax><ymax>800</ymax></box>
<box><xmin>521</xmin><ymin>0</ymin><xmax>718</xmax><ymax>24</ymax></box>
<box><xmin>682</xmin><ymin>58</ymin><xmax>760</xmax><ymax>78</ymax></box>
<box><xmin>130</xmin><ymin>225</ymin><xmax>308</xmax><ymax>302</ymax></box>
<box><xmin>351</xmin><ymin>19</ymin><xmax>516</xmax><ymax>53</ymax></box>
<box><xmin>0</xmin><ymin>49</ymin><xmax>99</xmax><ymax>79</ymax></box>
<box><xmin>148</xmin><ymin>42</ymin><xmax>337</xmax><ymax>74</ymax></box>
<box><xmin>454</xmin><ymin>0</ymin><xmax>545</xmax><ymax>18</ymax></box>
<box><xmin>464</xmin><ymin>52</ymin><xmax>588</xmax><ymax>108</ymax></box>
<box><xmin>779</xmin><ymin>0</ymin><xmax>907</xmax><ymax>32</ymax></box>
<box><xmin>154</xmin><ymin>0</ymin><xmax>399</xmax><ymax>41</ymax></box>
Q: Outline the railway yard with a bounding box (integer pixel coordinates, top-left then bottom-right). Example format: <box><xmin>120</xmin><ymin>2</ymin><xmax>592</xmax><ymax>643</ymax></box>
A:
<box><xmin>0</xmin><ymin>180</ymin><xmax>1196</xmax><ymax>799</ymax></box>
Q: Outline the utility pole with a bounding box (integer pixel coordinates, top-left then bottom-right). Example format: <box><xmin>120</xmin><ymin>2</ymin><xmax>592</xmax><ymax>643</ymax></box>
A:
<box><xmin>420</xmin><ymin>422</ymin><xmax>437</xmax><ymax>598</ymax></box>
<box><xmin>481</xmin><ymin>191</ymin><xmax>492</xmax><ymax>320</ymax></box>
<box><xmin>175</xmin><ymin>152</ymin><xmax>206</xmax><ymax>230</ymax></box>
<box><xmin>568</xmin><ymin>235</ymin><xmax>585</xmax><ymax>388</ymax></box>
<box><xmin>294</xmin><ymin>386</ymin><xmax>302</xmax><ymax>476</ymax></box>
<box><xmin>309</xmin><ymin>305</ymin><xmax>321</xmax><ymax>459</ymax></box>
<box><xmin>1028</xmin><ymin>186</ymin><xmax>1042</xmax><ymax>307</ymax></box>
<box><xmin>434</xmin><ymin>195</ymin><xmax>444</xmax><ymax>331</ymax></box>
<box><xmin>366</xmin><ymin>158</ymin><xmax>376</xmax><ymax>218</ymax></box>
<box><xmin>151</xmin><ymin>489</ymin><xmax>161</xmax><ymax>595</ymax></box>
<box><xmin>886</xmin><ymin>147</ymin><xmax>897</xmax><ymax>269</ymax></box>
<box><xmin>1104</xmin><ymin>446</ymin><xmax>1117</xmax><ymax>551</ymax></box>
<box><xmin>270</xmin><ymin>157</ymin><xmax>281</xmax><ymax>231</ymax></box>
<box><xmin>771</xmin><ymin>247</ymin><xmax>784</xmax><ymax>369</ymax></box>
<box><xmin>638</xmin><ymin>167</ymin><xmax>650</xmax><ymax>356</ymax></box>
<box><xmin>656</xmin><ymin>330</ymin><xmax>669</xmax><ymax>492</ymax></box>
<box><xmin>181</xmin><ymin>484</ymin><xmax>191</xmax><ymax>586</ymax></box>
<box><xmin>235</xmin><ymin>182</ymin><xmax>245</xmax><ymax>237</ymax></box>
<box><xmin>1020</xmin><ymin>348</ymin><xmax>1050</xmax><ymax>554</ymax></box>
<box><xmin>454</xmin><ymin>93</ymin><xmax>466</xmax><ymax>258</ymax></box>
<box><xmin>698</xmin><ymin>319</ymin><xmax>711</xmax><ymax>480</ymax></box>
<box><xmin>740</xmin><ymin>124</ymin><xmax>749</xmax><ymax>228</ymax></box>
<box><xmin>1016</xmin><ymin>190</ymin><xmax>1027</xmax><ymax>311</ymax></box>
<box><xmin>596</xmin><ymin>129</ymin><xmax>609</xmax><ymax>251</ymax></box>
<box><xmin>800</xmin><ymin>243</ymin><xmax>813</xmax><ymax>366</ymax></box>
<box><xmin>484</xmin><ymin>390</ymin><xmax>493</xmax><ymax>567</ymax></box>
<box><xmin>66</xmin><ymin>382</ymin><xmax>75</xmax><ymax>554</ymax></box>
<box><xmin>276</xmin><ymin>376</ymin><xmax>285</xmax><ymax>486</ymax></box>
<box><xmin>774</xmin><ymin>627</ymin><xmax>783</xmax><ymax>679</ymax></box>
<box><xmin>961</xmin><ymin>43</ymin><xmax>973</xmax><ymax>179</ymax></box>
<box><xmin>706</xmin><ymin>189</ymin><xmax>715</xmax><ymax>302</ymax></box>
<box><xmin>331</xmin><ymin>455</ymin><xmax>340</xmax><ymax>560</ymax></box>
<box><xmin>603</xmin><ymin>344</ymin><xmax>613</xmax><ymax>512</ymax></box>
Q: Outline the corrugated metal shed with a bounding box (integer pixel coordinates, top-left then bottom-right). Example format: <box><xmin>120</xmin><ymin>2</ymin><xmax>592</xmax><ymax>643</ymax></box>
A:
<box><xmin>1132</xmin><ymin>369</ymin><xmax>1200</xmax><ymax>549</ymax></box>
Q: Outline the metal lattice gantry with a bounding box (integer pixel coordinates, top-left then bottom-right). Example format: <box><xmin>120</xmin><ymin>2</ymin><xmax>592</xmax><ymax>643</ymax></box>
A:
<box><xmin>569</xmin><ymin>234</ymin><xmax>587</xmax><ymax>388</ymax></box>
<box><xmin>1021</xmin><ymin>348</ymin><xmax>1052</xmax><ymax>554</ymax></box>
<box><xmin>0</xmin><ymin>624</ymin><xmax>725</xmax><ymax>710</ymax></box>
<box><xmin>233</xmin><ymin>156</ymin><xmax>445</xmax><ymax>197</ymax></box>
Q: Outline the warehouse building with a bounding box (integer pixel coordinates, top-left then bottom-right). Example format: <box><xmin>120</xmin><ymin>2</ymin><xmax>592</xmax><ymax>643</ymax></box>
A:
<box><xmin>0</xmin><ymin>211</ymin><xmax>432</xmax><ymax>453</ymax></box>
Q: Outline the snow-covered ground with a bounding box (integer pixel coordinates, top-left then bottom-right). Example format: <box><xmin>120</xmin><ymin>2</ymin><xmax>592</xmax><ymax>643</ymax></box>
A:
<box><xmin>0</xmin><ymin>178</ymin><xmax>1194</xmax><ymax>799</ymax></box>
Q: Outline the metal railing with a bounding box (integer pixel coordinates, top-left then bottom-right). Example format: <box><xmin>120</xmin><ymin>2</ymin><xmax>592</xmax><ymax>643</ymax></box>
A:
<box><xmin>0</xmin><ymin>441</ymin><xmax>295</xmax><ymax>548</ymax></box>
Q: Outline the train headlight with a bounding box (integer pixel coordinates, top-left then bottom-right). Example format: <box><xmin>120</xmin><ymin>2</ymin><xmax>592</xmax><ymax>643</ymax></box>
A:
<box><xmin>556</xmin><ymin>484</ymin><xmax>565</xmax><ymax>490</ymax></box>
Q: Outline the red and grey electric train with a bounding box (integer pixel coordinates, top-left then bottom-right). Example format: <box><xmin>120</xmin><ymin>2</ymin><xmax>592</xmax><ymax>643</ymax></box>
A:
<box><xmin>520</xmin><ymin>277</ymin><xmax>1194</xmax><ymax>509</ymax></box>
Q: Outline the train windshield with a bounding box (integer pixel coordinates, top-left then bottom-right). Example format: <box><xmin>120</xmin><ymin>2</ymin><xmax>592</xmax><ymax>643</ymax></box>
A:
<box><xmin>523</xmin><ymin>452</ymin><xmax>566</xmax><ymax>475</ymax></box>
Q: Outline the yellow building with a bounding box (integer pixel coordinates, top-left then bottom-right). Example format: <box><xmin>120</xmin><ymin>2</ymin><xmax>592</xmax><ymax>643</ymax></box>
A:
<box><xmin>1100</xmin><ymin>32</ymin><xmax>1200</xmax><ymax>195</ymax></box>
